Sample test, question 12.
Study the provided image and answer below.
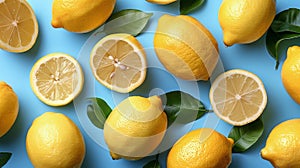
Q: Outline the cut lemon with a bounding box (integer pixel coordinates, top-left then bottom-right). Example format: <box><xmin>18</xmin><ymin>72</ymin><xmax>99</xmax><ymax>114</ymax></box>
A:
<box><xmin>209</xmin><ymin>69</ymin><xmax>267</xmax><ymax>126</ymax></box>
<box><xmin>0</xmin><ymin>0</ymin><xmax>38</xmax><ymax>53</ymax></box>
<box><xmin>30</xmin><ymin>53</ymin><xmax>84</xmax><ymax>106</ymax></box>
<box><xmin>90</xmin><ymin>33</ymin><xmax>147</xmax><ymax>93</ymax></box>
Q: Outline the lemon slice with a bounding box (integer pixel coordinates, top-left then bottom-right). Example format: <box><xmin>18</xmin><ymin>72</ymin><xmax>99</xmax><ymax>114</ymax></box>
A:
<box><xmin>209</xmin><ymin>69</ymin><xmax>267</xmax><ymax>126</ymax></box>
<box><xmin>90</xmin><ymin>33</ymin><xmax>147</xmax><ymax>93</ymax></box>
<box><xmin>0</xmin><ymin>0</ymin><xmax>38</xmax><ymax>53</ymax></box>
<box><xmin>30</xmin><ymin>53</ymin><xmax>84</xmax><ymax>106</ymax></box>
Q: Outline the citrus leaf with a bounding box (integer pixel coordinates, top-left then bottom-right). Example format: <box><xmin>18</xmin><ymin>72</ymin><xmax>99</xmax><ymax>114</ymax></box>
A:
<box><xmin>87</xmin><ymin>98</ymin><xmax>112</xmax><ymax>129</ymax></box>
<box><xmin>0</xmin><ymin>152</ymin><xmax>12</xmax><ymax>167</ymax></box>
<box><xmin>266</xmin><ymin>8</ymin><xmax>300</xmax><ymax>69</ymax></box>
<box><xmin>104</xmin><ymin>9</ymin><xmax>153</xmax><ymax>36</ymax></box>
<box><xmin>266</xmin><ymin>29</ymin><xmax>300</xmax><ymax>69</ymax></box>
<box><xmin>180</xmin><ymin>0</ymin><xmax>205</xmax><ymax>15</ymax></box>
<box><xmin>271</xmin><ymin>8</ymin><xmax>300</xmax><ymax>33</ymax></box>
<box><xmin>228</xmin><ymin>118</ymin><xmax>264</xmax><ymax>153</ymax></box>
<box><xmin>161</xmin><ymin>91</ymin><xmax>208</xmax><ymax>127</ymax></box>
<box><xmin>143</xmin><ymin>159</ymin><xmax>161</xmax><ymax>168</ymax></box>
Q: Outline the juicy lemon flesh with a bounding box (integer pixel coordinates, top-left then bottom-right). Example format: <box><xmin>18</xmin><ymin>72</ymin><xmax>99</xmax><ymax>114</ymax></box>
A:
<box><xmin>91</xmin><ymin>34</ymin><xmax>146</xmax><ymax>93</ymax></box>
<box><xmin>210</xmin><ymin>70</ymin><xmax>267</xmax><ymax>126</ymax></box>
<box><xmin>0</xmin><ymin>0</ymin><xmax>38</xmax><ymax>52</ymax></box>
<box><xmin>31</xmin><ymin>53</ymin><xmax>83</xmax><ymax>106</ymax></box>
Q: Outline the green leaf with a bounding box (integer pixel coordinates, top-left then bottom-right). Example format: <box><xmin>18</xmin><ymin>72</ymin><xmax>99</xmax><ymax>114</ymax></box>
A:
<box><xmin>87</xmin><ymin>98</ymin><xmax>112</xmax><ymax>129</ymax></box>
<box><xmin>104</xmin><ymin>9</ymin><xmax>153</xmax><ymax>36</ymax></box>
<box><xmin>266</xmin><ymin>8</ymin><xmax>300</xmax><ymax>69</ymax></box>
<box><xmin>161</xmin><ymin>91</ymin><xmax>208</xmax><ymax>127</ymax></box>
<box><xmin>143</xmin><ymin>159</ymin><xmax>161</xmax><ymax>168</ymax></box>
<box><xmin>266</xmin><ymin>29</ymin><xmax>300</xmax><ymax>69</ymax></box>
<box><xmin>228</xmin><ymin>118</ymin><xmax>264</xmax><ymax>153</ymax></box>
<box><xmin>0</xmin><ymin>152</ymin><xmax>12</xmax><ymax>167</ymax></box>
<box><xmin>180</xmin><ymin>0</ymin><xmax>205</xmax><ymax>15</ymax></box>
<box><xmin>271</xmin><ymin>8</ymin><xmax>300</xmax><ymax>33</ymax></box>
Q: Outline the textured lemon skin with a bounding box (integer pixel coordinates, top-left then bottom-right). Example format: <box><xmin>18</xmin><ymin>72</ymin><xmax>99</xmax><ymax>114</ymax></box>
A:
<box><xmin>103</xmin><ymin>96</ymin><xmax>167</xmax><ymax>160</ymax></box>
<box><xmin>281</xmin><ymin>46</ymin><xmax>300</xmax><ymax>104</ymax></box>
<box><xmin>218</xmin><ymin>0</ymin><xmax>276</xmax><ymax>46</ymax></box>
<box><xmin>261</xmin><ymin>119</ymin><xmax>300</xmax><ymax>168</ymax></box>
<box><xmin>26</xmin><ymin>112</ymin><xmax>85</xmax><ymax>168</ymax></box>
<box><xmin>154</xmin><ymin>15</ymin><xmax>219</xmax><ymax>81</ymax></box>
<box><xmin>146</xmin><ymin>0</ymin><xmax>176</xmax><ymax>5</ymax></box>
<box><xmin>0</xmin><ymin>82</ymin><xmax>19</xmax><ymax>137</ymax></box>
<box><xmin>51</xmin><ymin>0</ymin><xmax>116</xmax><ymax>33</ymax></box>
<box><xmin>167</xmin><ymin>128</ymin><xmax>234</xmax><ymax>168</ymax></box>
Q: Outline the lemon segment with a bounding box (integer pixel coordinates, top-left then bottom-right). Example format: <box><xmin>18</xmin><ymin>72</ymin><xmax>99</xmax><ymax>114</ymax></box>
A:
<box><xmin>90</xmin><ymin>33</ymin><xmax>147</xmax><ymax>93</ymax></box>
<box><xmin>26</xmin><ymin>112</ymin><xmax>85</xmax><ymax>168</ymax></box>
<box><xmin>281</xmin><ymin>46</ymin><xmax>300</xmax><ymax>104</ymax></box>
<box><xmin>30</xmin><ymin>53</ymin><xmax>84</xmax><ymax>106</ymax></box>
<box><xmin>0</xmin><ymin>82</ymin><xmax>19</xmax><ymax>137</ymax></box>
<box><xmin>209</xmin><ymin>69</ymin><xmax>267</xmax><ymax>126</ymax></box>
<box><xmin>103</xmin><ymin>96</ymin><xmax>167</xmax><ymax>160</ymax></box>
<box><xmin>154</xmin><ymin>15</ymin><xmax>219</xmax><ymax>81</ymax></box>
<box><xmin>261</xmin><ymin>119</ymin><xmax>300</xmax><ymax>167</ymax></box>
<box><xmin>167</xmin><ymin>128</ymin><xmax>234</xmax><ymax>168</ymax></box>
<box><xmin>0</xmin><ymin>0</ymin><xmax>38</xmax><ymax>52</ymax></box>
<box><xmin>146</xmin><ymin>0</ymin><xmax>176</xmax><ymax>5</ymax></box>
<box><xmin>51</xmin><ymin>0</ymin><xmax>116</xmax><ymax>33</ymax></box>
<box><xmin>218</xmin><ymin>0</ymin><xmax>276</xmax><ymax>46</ymax></box>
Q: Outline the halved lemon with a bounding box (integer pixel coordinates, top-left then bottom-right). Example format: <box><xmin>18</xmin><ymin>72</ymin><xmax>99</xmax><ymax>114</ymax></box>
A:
<box><xmin>30</xmin><ymin>53</ymin><xmax>84</xmax><ymax>106</ymax></box>
<box><xmin>0</xmin><ymin>0</ymin><xmax>38</xmax><ymax>53</ymax></box>
<box><xmin>90</xmin><ymin>33</ymin><xmax>147</xmax><ymax>93</ymax></box>
<box><xmin>209</xmin><ymin>69</ymin><xmax>267</xmax><ymax>126</ymax></box>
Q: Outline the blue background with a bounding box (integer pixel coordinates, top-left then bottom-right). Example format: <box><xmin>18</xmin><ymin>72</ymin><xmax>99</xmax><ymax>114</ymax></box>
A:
<box><xmin>1</xmin><ymin>0</ymin><xmax>300</xmax><ymax>168</ymax></box>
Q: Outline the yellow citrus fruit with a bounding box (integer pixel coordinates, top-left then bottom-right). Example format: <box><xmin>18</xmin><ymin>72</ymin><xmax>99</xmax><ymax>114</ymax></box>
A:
<box><xmin>167</xmin><ymin>128</ymin><xmax>234</xmax><ymax>168</ymax></box>
<box><xmin>146</xmin><ymin>0</ymin><xmax>176</xmax><ymax>5</ymax></box>
<box><xmin>103</xmin><ymin>96</ymin><xmax>167</xmax><ymax>160</ymax></box>
<box><xmin>281</xmin><ymin>46</ymin><xmax>300</xmax><ymax>104</ymax></box>
<box><xmin>209</xmin><ymin>69</ymin><xmax>267</xmax><ymax>126</ymax></box>
<box><xmin>261</xmin><ymin>119</ymin><xmax>300</xmax><ymax>167</ymax></box>
<box><xmin>30</xmin><ymin>53</ymin><xmax>84</xmax><ymax>106</ymax></box>
<box><xmin>26</xmin><ymin>112</ymin><xmax>85</xmax><ymax>168</ymax></box>
<box><xmin>0</xmin><ymin>82</ymin><xmax>18</xmax><ymax>137</ymax></box>
<box><xmin>154</xmin><ymin>15</ymin><xmax>219</xmax><ymax>81</ymax></box>
<box><xmin>0</xmin><ymin>0</ymin><xmax>38</xmax><ymax>52</ymax></box>
<box><xmin>51</xmin><ymin>0</ymin><xmax>116</xmax><ymax>33</ymax></box>
<box><xmin>218</xmin><ymin>0</ymin><xmax>276</xmax><ymax>46</ymax></box>
<box><xmin>90</xmin><ymin>33</ymin><xmax>147</xmax><ymax>93</ymax></box>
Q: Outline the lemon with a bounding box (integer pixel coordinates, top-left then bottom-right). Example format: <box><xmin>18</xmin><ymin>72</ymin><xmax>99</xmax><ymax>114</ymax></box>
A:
<box><xmin>26</xmin><ymin>112</ymin><xmax>85</xmax><ymax>168</ymax></box>
<box><xmin>261</xmin><ymin>119</ymin><xmax>300</xmax><ymax>167</ymax></box>
<box><xmin>167</xmin><ymin>128</ymin><xmax>234</xmax><ymax>168</ymax></box>
<box><xmin>154</xmin><ymin>15</ymin><xmax>219</xmax><ymax>81</ymax></box>
<box><xmin>209</xmin><ymin>69</ymin><xmax>267</xmax><ymax>126</ymax></box>
<box><xmin>281</xmin><ymin>46</ymin><xmax>300</xmax><ymax>104</ymax></box>
<box><xmin>90</xmin><ymin>33</ymin><xmax>147</xmax><ymax>93</ymax></box>
<box><xmin>30</xmin><ymin>53</ymin><xmax>84</xmax><ymax>106</ymax></box>
<box><xmin>0</xmin><ymin>82</ymin><xmax>18</xmax><ymax>137</ymax></box>
<box><xmin>218</xmin><ymin>0</ymin><xmax>276</xmax><ymax>46</ymax></box>
<box><xmin>103</xmin><ymin>96</ymin><xmax>167</xmax><ymax>160</ymax></box>
<box><xmin>51</xmin><ymin>0</ymin><xmax>116</xmax><ymax>33</ymax></box>
<box><xmin>146</xmin><ymin>0</ymin><xmax>176</xmax><ymax>5</ymax></box>
<box><xmin>0</xmin><ymin>0</ymin><xmax>38</xmax><ymax>52</ymax></box>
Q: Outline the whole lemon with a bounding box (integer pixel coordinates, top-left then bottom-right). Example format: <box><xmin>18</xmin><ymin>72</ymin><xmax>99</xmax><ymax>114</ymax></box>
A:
<box><xmin>154</xmin><ymin>15</ymin><xmax>219</xmax><ymax>81</ymax></box>
<box><xmin>51</xmin><ymin>0</ymin><xmax>116</xmax><ymax>33</ymax></box>
<box><xmin>26</xmin><ymin>112</ymin><xmax>85</xmax><ymax>168</ymax></box>
<box><xmin>281</xmin><ymin>46</ymin><xmax>300</xmax><ymax>104</ymax></box>
<box><xmin>103</xmin><ymin>96</ymin><xmax>167</xmax><ymax>160</ymax></box>
<box><xmin>218</xmin><ymin>0</ymin><xmax>276</xmax><ymax>46</ymax></box>
<box><xmin>146</xmin><ymin>0</ymin><xmax>176</xmax><ymax>5</ymax></box>
<box><xmin>261</xmin><ymin>119</ymin><xmax>300</xmax><ymax>167</ymax></box>
<box><xmin>167</xmin><ymin>128</ymin><xmax>234</xmax><ymax>168</ymax></box>
<box><xmin>0</xmin><ymin>82</ymin><xmax>19</xmax><ymax>137</ymax></box>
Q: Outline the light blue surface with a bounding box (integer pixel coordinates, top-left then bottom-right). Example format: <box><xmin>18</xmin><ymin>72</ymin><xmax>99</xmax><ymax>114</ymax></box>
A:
<box><xmin>0</xmin><ymin>0</ymin><xmax>300</xmax><ymax>168</ymax></box>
